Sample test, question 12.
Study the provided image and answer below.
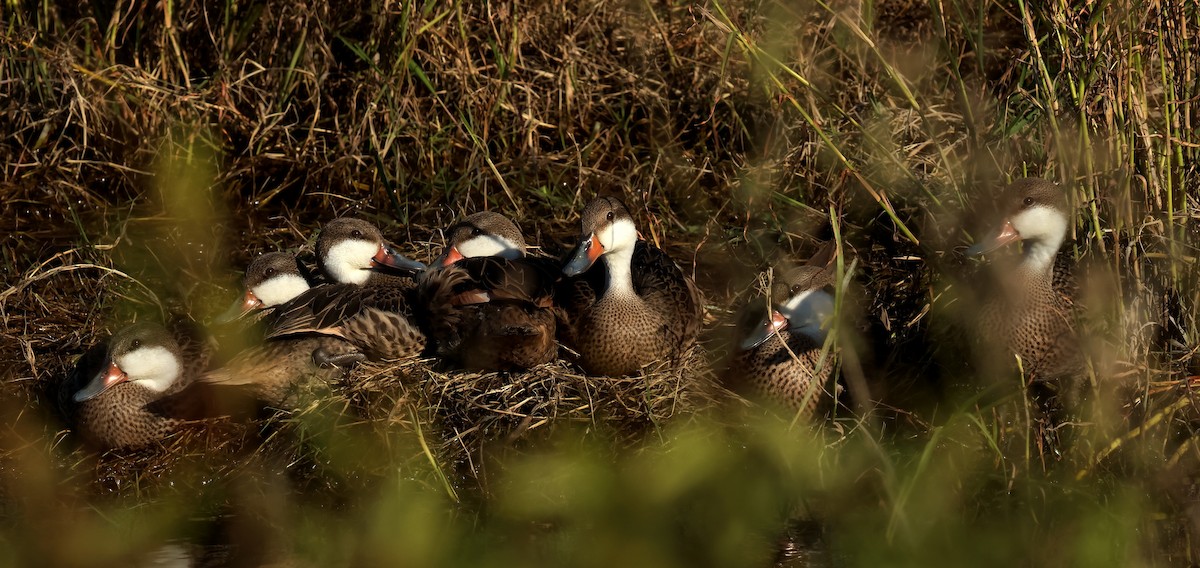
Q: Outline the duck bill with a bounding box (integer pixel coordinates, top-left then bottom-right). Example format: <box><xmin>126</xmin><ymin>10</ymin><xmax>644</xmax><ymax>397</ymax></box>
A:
<box><xmin>73</xmin><ymin>362</ymin><xmax>128</xmax><ymax>402</ymax></box>
<box><xmin>563</xmin><ymin>233</ymin><xmax>604</xmax><ymax>277</ymax></box>
<box><xmin>214</xmin><ymin>289</ymin><xmax>262</xmax><ymax>324</ymax></box>
<box><xmin>967</xmin><ymin>219</ymin><xmax>1021</xmax><ymax>256</ymax></box>
<box><xmin>740</xmin><ymin>310</ymin><xmax>789</xmax><ymax>351</ymax></box>
<box><xmin>372</xmin><ymin>243</ymin><xmax>427</xmax><ymax>273</ymax></box>
<box><xmin>438</xmin><ymin>246</ymin><xmax>465</xmax><ymax>267</ymax></box>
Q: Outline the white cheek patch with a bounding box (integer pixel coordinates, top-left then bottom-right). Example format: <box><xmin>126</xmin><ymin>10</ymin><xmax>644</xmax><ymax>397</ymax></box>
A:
<box><xmin>324</xmin><ymin>240</ymin><xmax>378</xmax><ymax>284</ymax></box>
<box><xmin>457</xmin><ymin>234</ymin><xmax>522</xmax><ymax>259</ymax></box>
<box><xmin>117</xmin><ymin>346</ymin><xmax>181</xmax><ymax>392</ymax></box>
<box><xmin>780</xmin><ymin>289</ymin><xmax>835</xmax><ymax>343</ymax></box>
<box><xmin>1011</xmin><ymin>205</ymin><xmax>1068</xmax><ymax>271</ymax></box>
<box><xmin>252</xmin><ymin>273</ymin><xmax>311</xmax><ymax>307</ymax></box>
<box><xmin>598</xmin><ymin>218</ymin><xmax>638</xmax><ymax>252</ymax></box>
<box><xmin>1011</xmin><ymin>206</ymin><xmax>1067</xmax><ymax>242</ymax></box>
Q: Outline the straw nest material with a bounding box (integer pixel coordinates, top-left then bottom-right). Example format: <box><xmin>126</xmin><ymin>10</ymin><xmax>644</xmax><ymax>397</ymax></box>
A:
<box><xmin>0</xmin><ymin>229</ymin><xmax>732</xmax><ymax>501</ymax></box>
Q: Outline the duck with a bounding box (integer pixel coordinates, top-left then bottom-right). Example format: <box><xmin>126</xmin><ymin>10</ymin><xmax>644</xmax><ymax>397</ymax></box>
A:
<box><xmin>725</xmin><ymin>246</ymin><xmax>838</xmax><ymax>417</ymax></box>
<box><xmin>215</xmin><ymin>251</ymin><xmax>314</xmax><ymax>323</ymax></box>
<box><xmin>61</xmin><ymin>322</ymin><xmax>206</xmax><ymax>450</ymax></box>
<box><xmin>967</xmin><ymin>177</ymin><xmax>1083</xmax><ymax>386</ymax></box>
<box><xmin>558</xmin><ymin>197</ymin><xmax>705</xmax><ymax>376</ymax></box>
<box><xmin>200</xmin><ymin>253</ymin><xmax>363</xmax><ymax>407</ymax></box>
<box><xmin>264</xmin><ymin>218</ymin><xmax>428</xmax><ymax>362</ymax></box>
<box><xmin>419</xmin><ymin>211</ymin><xmax>558</xmax><ymax>370</ymax></box>
<box><xmin>62</xmin><ymin>320</ymin><xmax>359</xmax><ymax>449</ymax></box>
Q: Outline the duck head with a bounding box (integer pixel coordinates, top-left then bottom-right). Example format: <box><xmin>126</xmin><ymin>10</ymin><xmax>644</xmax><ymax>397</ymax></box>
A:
<box><xmin>437</xmin><ymin>211</ymin><xmax>527</xmax><ymax>266</ymax></box>
<box><xmin>967</xmin><ymin>179</ymin><xmax>1070</xmax><ymax>269</ymax></box>
<box><xmin>216</xmin><ymin>252</ymin><xmax>310</xmax><ymax>323</ymax></box>
<box><xmin>74</xmin><ymin>323</ymin><xmax>183</xmax><ymax>402</ymax></box>
<box><xmin>741</xmin><ymin>265</ymin><xmax>836</xmax><ymax>351</ymax></box>
<box><xmin>317</xmin><ymin>218</ymin><xmax>425</xmax><ymax>284</ymax></box>
<box><xmin>563</xmin><ymin>197</ymin><xmax>639</xmax><ymax>277</ymax></box>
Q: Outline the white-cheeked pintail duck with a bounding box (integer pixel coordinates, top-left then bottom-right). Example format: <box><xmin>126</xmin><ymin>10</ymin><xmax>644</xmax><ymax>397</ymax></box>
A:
<box><xmin>967</xmin><ymin>178</ymin><xmax>1083</xmax><ymax>385</ymax></box>
<box><xmin>726</xmin><ymin>245</ymin><xmax>838</xmax><ymax>417</ymax></box>
<box><xmin>201</xmin><ymin>252</ymin><xmax>362</xmax><ymax>407</ymax></box>
<box><xmin>63</xmin><ymin>322</ymin><xmax>206</xmax><ymax>450</ymax></box>
<box><xmin>419</xmin><ymin>211</ymin><xmax>558</xmax><ymax>370</ymax></box>
<box><xmin>265</xmin><ymin>218</ymin><xmax>428</xmax><ymax>362</ymax></box>
<box><xmin>559</xmin><ymin>197</ymin><xmax>704</xmax><ymax>376</ymax></box>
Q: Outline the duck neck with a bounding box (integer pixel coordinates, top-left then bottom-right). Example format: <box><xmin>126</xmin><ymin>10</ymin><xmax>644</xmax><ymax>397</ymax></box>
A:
<box><xmin>600</xmin><ymin>245</ymin><xmax>637</xmax><ymax>299</ymax></box>
<box><xmin>1020</xmin><ymin>235</ymin><xmax>1063</xmax><ymax>280</ymax></box>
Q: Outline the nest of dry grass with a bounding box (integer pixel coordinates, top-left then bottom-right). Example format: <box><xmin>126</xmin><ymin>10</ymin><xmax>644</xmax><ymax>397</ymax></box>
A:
<box><xmin>0</xmin><ymin>227</ymin><xmax>730</xmax><ymax>502</ymax></box>
<box><xmin>339</xmin><ymin>349</ymin><xmax>725</xmax><ymax>491</ymax></box>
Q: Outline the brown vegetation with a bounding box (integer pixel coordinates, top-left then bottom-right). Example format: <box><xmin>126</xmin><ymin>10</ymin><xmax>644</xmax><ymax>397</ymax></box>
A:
<box><xmin>1</xmin><ymin>0</ymin><xmax>1199</xmax><ymax>564</ymax></box>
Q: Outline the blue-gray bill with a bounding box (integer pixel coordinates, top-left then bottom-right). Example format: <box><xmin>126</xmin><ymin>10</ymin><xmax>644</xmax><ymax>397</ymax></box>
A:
<box><xmin>740</xmin><ymin>310</ymin><xmax>788</xmax><ymax>351</ymax></box>
<box><xmin>73</xmin><ymin>362</ymin><xmax>125</xmax><ymax>402</ymax></box>
<box><xmin>373</xmin><ymin>243</ymin><xmax>427</xmax><ymax>273</ymax></box>
<box><xmin>966</xmin><ymin>219</ymin><xmax>1020</xmax><ymax>256</ymax></box>
<box><xmin>563</xmin><ymin>234</ymin><xmax>601</xmax><ymax>277</ymax></box>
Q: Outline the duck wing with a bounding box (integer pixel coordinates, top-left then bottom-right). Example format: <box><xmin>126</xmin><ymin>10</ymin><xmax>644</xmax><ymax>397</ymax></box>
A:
<box><xmin>555</xmin><ymin>258</ymin><xmax>605</xmax><ymax>348</ymax></box>
<box><xmin>440</xmin><ymin>256</ymin><xmax>558</xmax><ymax>305</ymax></box>
<box><xmin>456</xmin><ymin>301</ymin><xmax>558</xmax><ymax>370</ymax></box>
<box><xmin>194</xmin><ymin>336</ymin><xmax>353</xmax><ymax>408</ymax></box>
<box><xmin>629</xmin><ymin>241</ymin><xmax>705</xmax><ymax>348</ymax></box>
<box><xmin>264</xmin><ymin>284</ymin><xmax>413</xmax><ymax>338</ymax></box>
<box><xmin>264</xmin><ymin>284</ymin><xmax>423</xmax><ymax>360</ymax></box>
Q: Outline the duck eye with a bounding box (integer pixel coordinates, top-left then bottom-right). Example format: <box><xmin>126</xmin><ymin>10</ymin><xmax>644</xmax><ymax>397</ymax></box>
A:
<box><xmin>790</xmin><ymin>285</ymin><xmax>803</xmax><ymax>295</ymax></box>
<box><xmin>472</xmin><ymin>227</ymin><xmax>483</xmax><ymax>236</ymax></box>
<box><xmin>264</xmin><ymin>267</ymin><xmax>276</xmax><ymax>277</ymax></box>
<box><xmin>351</xmin><ymin>229</ymin><xmax>363</xmax><ymax>238</ymax></box>
<box><xmin>606</xmin><ymin>211</ymin><xmax>614</xmax><ymax>221</ymax></box>
<box><xmin>130</xmin><ymin>339</ymin><xmax>142</xmax><ymax>349</ymax></box>
<box><xmin>1022</xmin><ymin>196</ymin><xmax>1034</xmax><ymax>207</ymax></box>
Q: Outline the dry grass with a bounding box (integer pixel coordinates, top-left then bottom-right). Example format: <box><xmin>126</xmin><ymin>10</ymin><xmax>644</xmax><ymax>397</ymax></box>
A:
<box><xmin>2</xmin><ymin>0</ymin><xmax>1200</xmax><ymax>565</ymax></box>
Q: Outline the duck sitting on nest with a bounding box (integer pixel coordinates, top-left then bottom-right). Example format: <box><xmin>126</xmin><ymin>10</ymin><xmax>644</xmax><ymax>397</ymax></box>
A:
<box><xmin>200</xmin><ymin>252</ymin><xmax>362</xmax><ymax>408</ymax></box>
<box><xmin>265</xmin><ymin>218</ymin><xmax>428</xmax><ymax>363</ymax></box>
<box><xmin>558</xmin><ymin>197</ymin><xmax>704</xmax><ymax>377</ymax></box>
<box><xmin>726</xmin><ymin>244</ymin><xmax>839</xmax><ymax>418</ymax></box>
<box><xmin>419</xmin><ymin>211</ymin><xmax>559</xmax><ymax>371</ymax></box>
<box><xmin>62</xmin><ymin>322</ymin><xmax>210</xmax><ymax>450</ymax></box>
<box><xmin>967</xmin><ymin>178</ymin><xmax>1084</xmax><ymax>392</ymax></box>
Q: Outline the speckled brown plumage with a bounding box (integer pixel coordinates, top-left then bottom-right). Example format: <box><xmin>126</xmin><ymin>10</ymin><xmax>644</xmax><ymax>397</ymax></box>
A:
<box><xmin>725</xmin><ymin>254</ymin><xmax>838</xmax><ymax>417</ymax></box>
<box><xmin>729</xmin><ymin>328</ymin><xmax>834</xmax><ymax>417</ymax></box>
<box><xmin>559</xmin><ymin>198</ymin><xmax>704</xmax><ymax>376</ymax></box>
<box><xmin>71</xmin><ymin>382</ymin><xmax>190</xmax><ymax>450</ymax></box>
<box><xmin>971</xmin><ymin>178</ymin><xmax>1084</xmax><ymax>385</ymax></box>
<box><xmin>264</xmin><ymin>283</ymin><xmax>426</xmax><ymax>361</ymax></box>
<box><xmin>977</xmin><ymin>260</ymin><xmax>1082</xmax><ymax>380</ymax></box>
